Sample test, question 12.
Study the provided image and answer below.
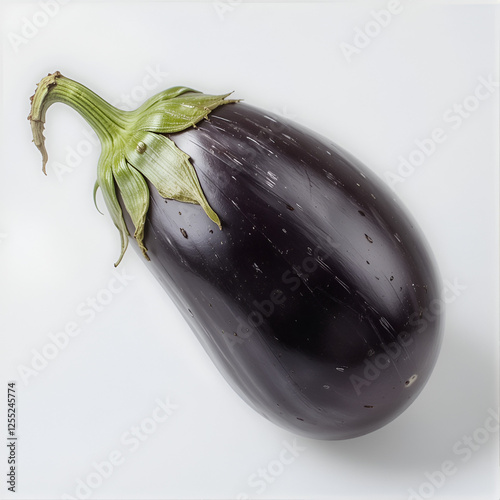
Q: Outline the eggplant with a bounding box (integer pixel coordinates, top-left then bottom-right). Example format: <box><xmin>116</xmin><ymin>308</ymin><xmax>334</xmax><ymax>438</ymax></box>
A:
<box><xmin>29</xmin><ymin>72</ymin><xmax>443</xmax><ymax>440</ymax></box>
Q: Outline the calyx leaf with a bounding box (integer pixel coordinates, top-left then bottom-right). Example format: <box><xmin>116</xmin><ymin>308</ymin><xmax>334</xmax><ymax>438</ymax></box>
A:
<box><xmin>96</xmin><ymin>151</ymin><xmax>130</xmax><ymax>267</ymax></box>
<box><xmin>134</xmin><ymin>91</ymin><xmax>239</xmax><ymax>133</ymax></box>
<box><xmin>126</xmin><ymin>131</ymin><xmax>221</xmax><ymax>229</ymax></box>
<box><xmin>112</xmin><ymin>157</ymin><xmax>150</xmax><ymax>259</ymax></box>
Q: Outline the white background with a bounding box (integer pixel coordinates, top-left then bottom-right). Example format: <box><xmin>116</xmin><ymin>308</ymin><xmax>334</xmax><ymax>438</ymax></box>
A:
<box><xmin>0</xmin><ymin>1</ymin><xmax>499</xmax><ymax>499</ymax></box>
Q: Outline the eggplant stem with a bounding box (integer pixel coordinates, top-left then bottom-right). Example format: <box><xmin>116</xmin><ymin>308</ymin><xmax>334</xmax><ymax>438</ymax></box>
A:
<box><xmin>29</xmin><ymin>71</ymin><xmax>237</xmax><ymax>264</ymax></box>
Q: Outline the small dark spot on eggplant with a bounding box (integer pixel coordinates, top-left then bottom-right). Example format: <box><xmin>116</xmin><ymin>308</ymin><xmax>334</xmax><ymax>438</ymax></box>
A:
<box><xmin>365</xmin><ymin>234</ymin><xmax>373</xmax><ymax>243</ymax></box>
<box><xmin>400</xmin><ymin>287</ymin><xmax>403</xmax><ymax>291</ymax></box>
<box><xmin>358</xmin><ymin>210</ymin><xmax>366</xmax><ymax>217</ymax></box>
<box><xmin>233</xmin><ymin>332</ymin><xmax>238</xmax><ymax>336</ymax></box>
<box><xmin>375</xmin><ymin>276</ymin><xmax>380</xmax><ymax>280</ymax></box>
<box><xmin>405</xmin><ymin>374</ymin><xmax>418</xmax><ymax>387</ymax></box>
<box><xmin>180</xmin><ymin>228</ymin><xmax>188</xmax><ymax>238</ymax></box>
<box><xmin>178</xmin><ymin>211</ymin><xmax>182</xmax><ymax>215</ymax></box>
<box><xmin>209</xmin><ymin>229</ymin><xmax>214</xmax><ymax>234</ymax></box>
<box><xmin>366</xmin><ymin>260</ymin><xmax>370</xmax><ymax>265</ymax></box>
<box><xmin>296</xmin><ymin>417</ymin><xmax>304</xmax><ymax>421</ymax></box>
<box><xmin>286</xmin><ymin>204</ymin><xmax>294</xmax><ymax>211</ymax></box>
<box><xmin>364</xmin><ymin>405</ymin><xmax>374</xmax><ymax>409</ymax></box>
<box><xmin>390</xmin><ymin>276</ymin><xmax>394</xmax><ymax>281</ymax></box>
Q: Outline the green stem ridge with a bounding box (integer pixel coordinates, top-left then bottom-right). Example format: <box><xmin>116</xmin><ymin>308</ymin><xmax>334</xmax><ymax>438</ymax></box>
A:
<box><xmin>29</xmin><ymin>71</ymin><xmax>239</xmax><ymax>266</ymax></box>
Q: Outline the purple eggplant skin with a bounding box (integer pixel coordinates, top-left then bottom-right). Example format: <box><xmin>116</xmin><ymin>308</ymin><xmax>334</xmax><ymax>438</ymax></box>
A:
<box><xmin>120</xmin><ymin>102</ymin><xmax>443</xmax><ymax>440</ymax></box>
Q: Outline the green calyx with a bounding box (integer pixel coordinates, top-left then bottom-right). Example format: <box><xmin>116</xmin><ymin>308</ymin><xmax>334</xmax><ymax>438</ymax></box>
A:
<box><xmin>29</xmin><ymin>71</ymin><xmax>239</xmax><ymax>266</ymax></box>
